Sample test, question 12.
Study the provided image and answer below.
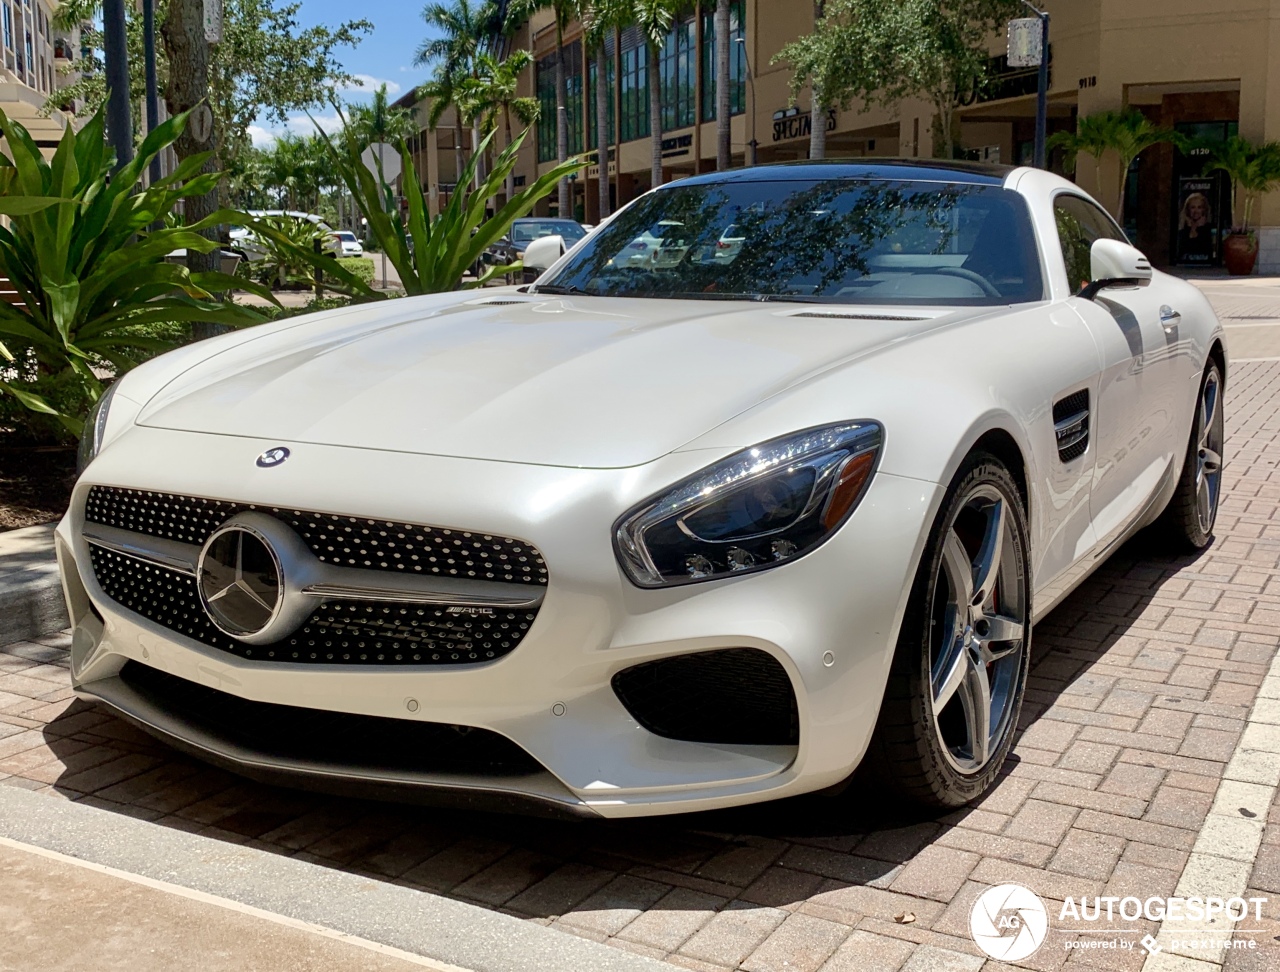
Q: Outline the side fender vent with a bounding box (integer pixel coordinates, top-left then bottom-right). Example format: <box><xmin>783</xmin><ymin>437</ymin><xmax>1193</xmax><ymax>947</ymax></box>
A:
<box><xmin>1053</xmin><ymin>389</ymin><xmax>1090</xmax><ymax>462</ymax></box>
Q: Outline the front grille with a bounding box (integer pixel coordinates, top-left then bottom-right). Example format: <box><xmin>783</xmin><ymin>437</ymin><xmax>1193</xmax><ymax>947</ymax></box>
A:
<box><xmin>612</xmin><ymin>648</ymin><xmax>800</xmax><ymax>746</ymax></box>
<box><xmin>90</xmin><ymin>546</ymin><xmax>538</xmax><ymax>666</ymax></box>
<box><xmin>118</xmin><ymin>660</ymin><xmax>544</xmax><ymax>776</ymax></box>
<box><xmin>85</xmin><ymin>486</ymin><xmax>548</xmax><ymax>586</ymax></box>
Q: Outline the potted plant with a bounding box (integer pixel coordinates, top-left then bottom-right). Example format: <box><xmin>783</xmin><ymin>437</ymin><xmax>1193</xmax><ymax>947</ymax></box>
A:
<box><xmin>1205</xmin><ymin>136</ymin><xmax>1280</xmax><ymax>276</ymax></box>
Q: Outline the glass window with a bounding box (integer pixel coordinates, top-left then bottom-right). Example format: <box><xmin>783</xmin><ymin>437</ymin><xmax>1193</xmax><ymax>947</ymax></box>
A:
<box><xmin>658</xmin><ymin>16</ymin><xmax>695</xmax><ymax>132</ymax></box>
<box><xmin>535</xmin><ymin>53</ymin><xmax>556</xmax><ymax>164</ymax></box>
<box><xmin>5</xmin><ymin>7</ymin><xmax>14</xmax><ymax>51</ymax></box>
<box><xmin>587</xmin><ymin>51</ymin><xmax>615</xmax><ymax>145</ymax></box>
<box><xmin>700</xmin><ymin>0</ymin><xmax>746</xmax><ymax>123</ymax></box>
<box><xmin>619</xmin><ymin>35</ymin><xmax>649</xmax><ymax>143</ymax></box>
<box><xmin>538</xmin><ymin>179</ymin><xmax>1045</xmax><ymax>306</ymax></box>
<box><xmin>510</xmin><ymin>219</ymin><xmax>587</xmax><ymax>243</ymax></box>
<box><xmin>1054</xmin><ymin>194</ymin><xmax>1128</xmax><ymax>294</ymax></box>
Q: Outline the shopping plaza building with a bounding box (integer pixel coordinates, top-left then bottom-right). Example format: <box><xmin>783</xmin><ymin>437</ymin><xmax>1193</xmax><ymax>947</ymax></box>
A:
<box><xmin>399</xmin><ymin>0</ymin><xmax>1280</xmax><ymax>272</ymax></box>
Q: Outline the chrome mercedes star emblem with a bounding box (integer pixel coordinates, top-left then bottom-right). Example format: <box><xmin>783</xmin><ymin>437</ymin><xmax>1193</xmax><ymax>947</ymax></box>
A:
<box><xmin>197</xmin><ymin>525</ymin><xmax>282</xmax><ymax>638</ymax></box>
<box><xmin>256</xmin><ymin>447</ymin><xmax>290</xmax><ymax>468</ymax></box>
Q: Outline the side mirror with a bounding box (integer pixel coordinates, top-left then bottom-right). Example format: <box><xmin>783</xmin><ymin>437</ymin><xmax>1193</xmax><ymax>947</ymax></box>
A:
<box><xmin>522</xmin><ymin>234</ymin><xmax>565</xmax><ymax>273</ymax></box>
<box><xmin>1082</xmin><ymin>239</ymin><xmax>1153</xmax><ymax>299</ymax></box>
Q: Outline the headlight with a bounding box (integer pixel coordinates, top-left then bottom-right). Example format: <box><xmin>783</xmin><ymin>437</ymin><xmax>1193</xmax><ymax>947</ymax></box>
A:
<box><xmin>77</xmin><ymin>381</ymin><xmax>119</xmax><ymax>473</ymax></box>
<box><xmin>615</xmin><ymin>422</ymin><xmax>882</xmax><ymax>587</ymax></box>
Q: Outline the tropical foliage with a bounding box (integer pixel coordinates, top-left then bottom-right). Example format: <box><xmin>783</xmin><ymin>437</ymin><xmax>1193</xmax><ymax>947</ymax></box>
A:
<box><xmin>1203</xmin><ymin>136</ymin><xmax>1280</xmax><ymax>234</ymax></box>
<box><xmin>774</xmin><ymin>0</ymin><xmax>1023</xmax><ymax>160</ymax></box>
<box><xmin>1049</xmin><ymin>109</ymin><xmax>1183</xmax><ymax>221</ymax></box>
<box><xmin>52</xmin><ymin>0</ymin><xmax>372</xmax><ymax>164</ymax></box>
<box><xmin>254</xmin><ymin>118</ymin><xmax>586</xmax><ymax>298</ymax></box>
<box><xmin>0</xmin><ymin>108</ymin><xmax>270</xmax><ymax>435</ymax></box>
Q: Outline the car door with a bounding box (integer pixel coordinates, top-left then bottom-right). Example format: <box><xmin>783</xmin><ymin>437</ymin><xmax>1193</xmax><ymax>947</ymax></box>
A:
<box><xmin>1054</xmin><ymin>193</ymin><xmax>1181</xmax><ymax>552</ymax></box>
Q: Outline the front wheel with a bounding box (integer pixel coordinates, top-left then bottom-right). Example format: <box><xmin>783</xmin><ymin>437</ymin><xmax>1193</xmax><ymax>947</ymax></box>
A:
<box><xmin>1158</xmin><ymin>361</ymin><xmax>1225</xmax><ymax>550</ymax></box>
<box><xmin>862</xmin><ymin>454</ymin><xmax>1032</xmax><ymax>809</ymax></box>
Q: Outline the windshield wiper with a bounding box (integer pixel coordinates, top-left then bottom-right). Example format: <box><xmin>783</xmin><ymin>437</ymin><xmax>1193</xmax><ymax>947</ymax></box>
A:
<box><xmin>531</xmin><ymin>284</ymin><xmax>592</xmax><ymax>296</ymax></box>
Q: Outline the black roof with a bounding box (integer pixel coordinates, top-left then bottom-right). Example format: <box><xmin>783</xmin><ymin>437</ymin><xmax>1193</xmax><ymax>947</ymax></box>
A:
<box><xmin>672</xmin><ymin>159</ymin><xmax>1015</xmax><ymax>188</ymax></box>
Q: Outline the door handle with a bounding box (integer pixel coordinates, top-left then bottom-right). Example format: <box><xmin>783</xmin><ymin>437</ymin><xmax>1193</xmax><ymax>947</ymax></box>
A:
<box><xmin>1159</xmin><ymin>305</ymin><xmax>1181</xmax><ymax>331</ymax></box>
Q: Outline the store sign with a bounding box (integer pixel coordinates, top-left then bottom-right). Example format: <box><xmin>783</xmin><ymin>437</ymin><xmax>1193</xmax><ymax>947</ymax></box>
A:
<box><xmin>1007</xmin><ymin>17</ymin><xmax>1043</xmax><ymax>67</ymax></box>
<box><xmin>1174</xmin><ymin>177</ymin><xmax>1220</xmax><ymax>266</ymax></box>
<box><xmin>660</xmin><ymin>134</ymin><xmax>692</xmax><ymax>159</ymax></box>
<box><xmin>771</xmin><ymin>108</ymin><xmax>837</xmax><ymax>143</ymax></box>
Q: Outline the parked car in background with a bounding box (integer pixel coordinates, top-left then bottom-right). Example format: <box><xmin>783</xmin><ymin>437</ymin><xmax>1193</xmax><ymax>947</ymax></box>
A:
<box><xmin>330</xmin><ymin>230</ymin><xmax>364</xmax><ymax>258</ymax></box>
<box><xmin>483</xmin><ymin>218</ymin><xmax>588</xmax><ymax>268</ymax></box>
<box><xmin>229</xmin><ymin>211</ymin><xmax>342</xmax><ymax>263</ymax></box>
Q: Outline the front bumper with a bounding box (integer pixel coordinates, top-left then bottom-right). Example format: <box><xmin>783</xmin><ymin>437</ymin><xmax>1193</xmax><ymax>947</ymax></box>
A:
<box><xmin>60</xmin><ymin>425</ymin><xmax>940</xmax><ymax>817</ymax></box>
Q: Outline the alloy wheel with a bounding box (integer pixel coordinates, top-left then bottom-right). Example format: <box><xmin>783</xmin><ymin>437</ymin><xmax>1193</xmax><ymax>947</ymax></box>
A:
<box><xmin>1195</xmin><ymin>368</ymin><xmax>1225</xmax><ymax>535</ymax></box>
<box><xmin>928</xmin><ymin>484</ymin><xmax>1028</xmax><ymax>775</ymax></box>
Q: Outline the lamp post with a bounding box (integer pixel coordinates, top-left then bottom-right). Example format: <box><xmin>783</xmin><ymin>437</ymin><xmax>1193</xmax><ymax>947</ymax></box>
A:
<box><xmin>102</xmin><ymin>0</ymin><xmax>132</xmax><ymax>169</ymax></box>
<box><xmin>735</xmin><ymin>36</ymin><xmax>757</xmax><ymax>166</ymax></box>
<box><xmin>142</xmin><ymin>0</ymin><xmax>162</xmax><ymax>186</ymax></box>
<box><xmin>1019</xmin><ymin>1</ymin><xmax>1050</xmax><ymax>169</ymax></box>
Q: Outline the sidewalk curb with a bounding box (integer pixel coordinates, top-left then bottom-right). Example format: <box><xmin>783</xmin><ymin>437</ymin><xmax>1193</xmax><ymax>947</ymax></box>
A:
<box><xmin>0</xmin><ymin>523</ymin><xmax>68</xmax><ymax>646</ymax></box>
<box><xmin>0</xmin><ymin>785</ymin><xmax>680</xmax><ymax>972</ymax></box>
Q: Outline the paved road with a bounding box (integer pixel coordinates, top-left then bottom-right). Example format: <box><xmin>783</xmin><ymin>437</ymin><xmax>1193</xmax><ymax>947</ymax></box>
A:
<box><xmin>4</xmin><ymin>280</ymin><xmax>1280</xmax><ymax>972</ymax></box>
<box><xmin>1192</xmin><ymin>277</ymin><xmax>1280</xmax><ymax>360</ymax></box>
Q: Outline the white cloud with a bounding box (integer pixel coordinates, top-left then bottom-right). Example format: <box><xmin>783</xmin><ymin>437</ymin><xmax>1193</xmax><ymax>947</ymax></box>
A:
<box><xmin>248</xmin><ymin>124</ymin><xmax>276</xmax><ymax>148</ymax></box>
<box><xmin>286</xmin><ymin>111</ymin><xmax>344</xmax><ymax>135</ymax></box>
<box><xmin>337</xmin><ymin>74</ymin><xmax>402</xmax><ymax>97</ymax></box>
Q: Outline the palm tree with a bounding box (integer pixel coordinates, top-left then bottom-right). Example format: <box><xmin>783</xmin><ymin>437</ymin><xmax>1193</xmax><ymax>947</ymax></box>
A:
<box><xmin>1049</xmin><ymin>109</ymin><xmax>1182</xmax><ymax>222</ymax></box>
<box><xmin>714</xmin><ymin>0</ymin><xmax>730</xmax><ymax>170</ymax></box>
<box><xmin>632</xmin><ymin>0</ymin><xmax>686</xmax><ymax>191</ymax></box>
<box><xmin>463</xmin><ymin>51</ymin><xmax>541</xmax><ymax>202</ymax></box>
<box><xmin>507</xmin><ymin>0</ymin><xmax>587</xmax><ymax>217</ymax></box>
<box><xmin>350</xmin><ymin>83</ymin><xmax>419</xmax><ymax>148</ymax></box>
<box><xmin>809</xmin><ymin>1</ymin><xmax>826</xmax><ymax>160</ymax></box>
<box><xmin>585</xmin><ymin>0</ymin><xmax>627</xmax><ymax>218</ymax></box>
<box><xmin>1204</xmin><ymin>136</ymin><xmax>1280</xmax><ymax>234</ymax></box>
<box><xmin>416</xmin><ymin>0</ymin><xmax>500</xmax><ymax>186</ymax></box>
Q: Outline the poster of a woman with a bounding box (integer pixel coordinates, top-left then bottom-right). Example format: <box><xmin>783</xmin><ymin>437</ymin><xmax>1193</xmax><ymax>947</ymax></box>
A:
<box><xmin>1176</xmin><ymin>181</ymin><xmax>1217</xmax><ymax>264</ymax></box>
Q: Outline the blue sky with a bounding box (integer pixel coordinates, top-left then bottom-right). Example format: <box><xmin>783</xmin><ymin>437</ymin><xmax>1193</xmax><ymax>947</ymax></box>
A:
<box><xmin>251</xmin><ymin>0</ymin><xmax>439</xmax><ymax>144</ymax></box>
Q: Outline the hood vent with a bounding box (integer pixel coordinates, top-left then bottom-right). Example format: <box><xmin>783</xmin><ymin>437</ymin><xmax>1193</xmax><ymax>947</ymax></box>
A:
<box><xmin>789</xmin><ymin>311</ymin><xmax>929</xmax><ymax>322</ymax></box>
<box><xmin>473</xmin><ymin>299</ymin><xmax>530</xmax><ymax>306</ymax></box>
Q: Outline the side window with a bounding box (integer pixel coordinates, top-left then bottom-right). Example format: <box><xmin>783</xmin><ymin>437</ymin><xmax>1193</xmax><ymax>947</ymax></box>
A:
<box><xmin>1053</xmin><ymin>195</ymin><xmax>1127</xmax><ymax>295</ymax></box>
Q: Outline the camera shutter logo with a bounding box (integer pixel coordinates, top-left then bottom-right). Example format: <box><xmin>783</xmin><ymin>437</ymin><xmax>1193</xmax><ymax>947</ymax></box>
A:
<box><xmin>970</xmin><ymin>884</ymin><xmax>1049</xmax><ymax>961</ymax></box>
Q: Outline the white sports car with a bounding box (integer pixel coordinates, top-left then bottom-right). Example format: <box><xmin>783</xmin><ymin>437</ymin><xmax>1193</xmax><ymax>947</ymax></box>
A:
<box><xmin>60</xmin><ymin>161</ymin><xmax>1226</xmax><ymax>818</ymax></box>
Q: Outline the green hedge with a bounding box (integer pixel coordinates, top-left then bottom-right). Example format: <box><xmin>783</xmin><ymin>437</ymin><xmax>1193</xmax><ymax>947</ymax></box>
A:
<box><xmin>333</xmin><ymin>257</ymin><xmax>374</xmax><ymax>287</ymax></box>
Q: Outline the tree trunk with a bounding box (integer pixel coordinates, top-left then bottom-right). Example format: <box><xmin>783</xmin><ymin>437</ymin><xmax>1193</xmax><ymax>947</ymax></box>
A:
<box><xmin>808</xmin><ymin>2</ymin><xmax>825</xmax><ymax>160</ymax></box>
<box><xmin>504</xmin><ymin>104</ymin><xmax>515</xmax><ymax>203</ymax></box>
<box><xmin>595</xmin><ymin>44</ymin><xmax>610</xmax><ymax>220</ymax></box>
<box><xmin>453</xmin><ymin>110</ymin><xmax>465</xmax><ymax>196</ymax></box>
<box><xmin>555</xmin><ymin>24</ymin><xmax>570</xmax><ymax>217</ymax></box>
<box><xmin>932</xmin><ymin>94</ymin><xmax>954</xmax><ymax>160</ymax></box>
<box><xmin>649</xmin><ymin>43</ymin><xmax>662</xmax><ymax>189</ymax></box>
<box><xmin>161</xmin><ymin>0</ymin><xmax>222</xmax><ymax>341</ymax></box>
<box><xmin>809</xmin><ymin>97</ymin><xmax>826</xmax><ymax>160</ymax></box>
<box><xmin>715</xmin><ymin>0</ymin><xmax>730</xmax><ymax>170</ymax></box>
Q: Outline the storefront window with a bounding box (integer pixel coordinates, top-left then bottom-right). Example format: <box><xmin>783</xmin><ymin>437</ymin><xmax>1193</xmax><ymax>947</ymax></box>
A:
<box><xmin>619</xmin><ymin>31</ymin><xmax>649</xmax><ymax>143</ymax></box>
<box><xmin>1171</xmin><ymin>120</ymin><xmax>1238</xmax><ymax>267</ymax></box>
<box><xmin>536</xmin><ymin>44</ymin><xmax>585</xmax><ymax>163</ymax></box>
<box><xmin>658</xmin><ymin>16</ymin><xmax>696</xmax><ymax>132</ymax></box>
<box><xmin>700</xmin><ymin>0</ymin><xmax>746</xmax><ymax>123</ymax></box>
<box><xmin>587</xmin><ymin>52</ymin><xmax>616</xmax><ymax>145</ymax></box>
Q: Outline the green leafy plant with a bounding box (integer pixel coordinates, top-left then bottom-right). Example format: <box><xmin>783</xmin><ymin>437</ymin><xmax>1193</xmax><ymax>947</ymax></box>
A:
<box><xmin>0</xmin><ymin>106</ymin><xmax>273</xmax><ymax>434</ymax></box>
<box><xmin>246</xmin><ymin>213</ymin><xmax>331</xmax><ymax>286</ymax></box>
<box><xmin>332</xmin><ymin>256</ymin><xmax>374</xmax><ymax>287</ymax></box>
<box><xmin>1203</xmin><ymin>136</ymin><xmax>1280</xmax><ymax>235</ymax></box>
<box><xmin>254</xmin><ymin>118</ymin><xmax>585</xmax><ymax>297</ymax></box>
<box><xmin>1048</xmin><ymin>109</ymin><xmax>1184</xmax><ymax>222</ymax></box>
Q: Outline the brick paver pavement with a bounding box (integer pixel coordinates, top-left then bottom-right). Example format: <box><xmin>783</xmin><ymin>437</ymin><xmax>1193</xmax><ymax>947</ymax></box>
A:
<box><xmin>2</xmin><ymin>360</ymin><xmax>1279</xmax><ymax>972</ymax></box>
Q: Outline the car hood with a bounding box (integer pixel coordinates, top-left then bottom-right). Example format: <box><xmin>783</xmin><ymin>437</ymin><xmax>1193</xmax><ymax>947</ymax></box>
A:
<box><xmin>137</xmin><ymin>294</ymin><xmax>971</xmax><ymax>468</ymax></box>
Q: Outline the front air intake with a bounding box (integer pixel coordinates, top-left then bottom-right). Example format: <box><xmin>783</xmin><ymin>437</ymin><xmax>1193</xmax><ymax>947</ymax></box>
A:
<box><xmin>612</xmin><ymin>648</ymin><xmax>799</xmax><ymax>746</ymax></box>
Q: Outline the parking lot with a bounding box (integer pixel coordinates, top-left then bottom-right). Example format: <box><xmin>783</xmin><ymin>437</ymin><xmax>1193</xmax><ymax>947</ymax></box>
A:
<box><xmin>3</xmin><ymin>283</ymin><xmax>1280</xmax><ymax>972</ymax></box>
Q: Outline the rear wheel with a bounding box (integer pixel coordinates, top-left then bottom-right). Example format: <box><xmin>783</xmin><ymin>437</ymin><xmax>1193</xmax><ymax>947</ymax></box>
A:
<box><xmin>1158</xmin><ymin>362</ymin><xmax>1224</xmax><ymax>550</ymax></box>
<box><xmin>862</xmin><ymin>454</ymin><xmax>1031</xmax><ymax>809</ymax></box>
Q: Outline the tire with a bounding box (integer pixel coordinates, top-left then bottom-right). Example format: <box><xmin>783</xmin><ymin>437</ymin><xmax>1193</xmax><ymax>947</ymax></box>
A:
<box><xmin>1157</xmin><ymin>362</ymin><xmax>1225</xmax><ymax>550</ymax></box>
<box><xmin>861</xmin><ymin>452</ymin><xmax>1032</xmax><ymax>810</ymax></box>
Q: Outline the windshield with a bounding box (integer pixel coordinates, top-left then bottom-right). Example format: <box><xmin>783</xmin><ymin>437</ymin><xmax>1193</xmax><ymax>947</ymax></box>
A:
<box><xmin>335</xmin><ymin>231</ymin><xmax>357</xmax><ymax>242</ymax></box>
<box><xmin>512</xmin><ymin>220</ymin><xmax>587</xmax><ymax>244</ymax></box>
<box><xmin>536</xmin><ymin>179</ymin><xmax>1044</xmax><ymax>305</ymax></box>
